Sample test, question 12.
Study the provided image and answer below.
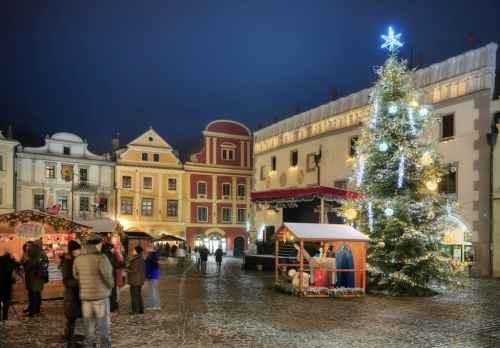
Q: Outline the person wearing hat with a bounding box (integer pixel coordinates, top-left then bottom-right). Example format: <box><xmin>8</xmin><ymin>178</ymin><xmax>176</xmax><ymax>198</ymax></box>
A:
<box><xmin>72</xmin><ymin>233</ymin><xmax>114</xmax><ymax>348</ymax></box>
<box><xmin>124</xmin><ymin>245</ymin><xmax>146</xmax><ymax>314</ymax></box>
<box><xmin>61</xmin><ymin>240</ymin><xmax>84</xmax><ymax>347</ymax></box>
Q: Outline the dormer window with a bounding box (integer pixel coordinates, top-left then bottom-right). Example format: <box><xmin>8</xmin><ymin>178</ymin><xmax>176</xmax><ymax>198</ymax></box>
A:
<box><xmin>221</xmin><ymin>142</ymin><xmax>236</xmax><ymax>161</ymax></box>
<box><xmin>142</xmin><ymin>153</ymin><xmax>148</xmax><ymax>161</ymax></box>
<box><xmin>63</xmin><ymin>147</ymin><xmax>70</xmax><ymax>155</ymax></box>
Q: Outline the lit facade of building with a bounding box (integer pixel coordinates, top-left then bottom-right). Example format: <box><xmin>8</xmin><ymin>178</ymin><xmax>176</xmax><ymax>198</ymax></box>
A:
<box><xmin>15</xmin><ymin>133</ymin><xmax>115</xmax><ymax>218</ymax></box>
<box><xmin>178</xmin><ymin>120</ymin><xmax>252</xmax><ymax>256</ymax></box>
<box><xmin>113</xmin><ymin>128</ymin><xmax>185</xmax><ymax>237</ymax></box>
<box><xmin>252</xmin><ymin>43</ymin><xmax>498</xmax><ymax>277</ymax></box>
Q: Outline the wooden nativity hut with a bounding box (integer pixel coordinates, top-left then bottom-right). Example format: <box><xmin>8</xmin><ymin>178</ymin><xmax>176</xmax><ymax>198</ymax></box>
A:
<box><xmin>272</xmin><ymin>222</ymin><xmax>370</xmax><ymax>298</ymax></box>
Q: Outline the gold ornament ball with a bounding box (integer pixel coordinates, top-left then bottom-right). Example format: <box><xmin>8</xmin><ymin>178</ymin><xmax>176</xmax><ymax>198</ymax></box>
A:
<box><xmin>345</xmin><ymin>209</ymin><xmax>357</xmax><ymax>220</ymax></box>
<box><xmin>426</xmin><ymin>181</ymin><xmax>438</xmax><ymax>191</ymax></box>
<box><xmin>420</xmin><ymin>154</ymin><xmax>433</xmax><ymax>166</ymax></box>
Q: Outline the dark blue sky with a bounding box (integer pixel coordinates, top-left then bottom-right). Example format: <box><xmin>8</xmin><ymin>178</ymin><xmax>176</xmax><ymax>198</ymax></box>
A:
<box><xmin>1</xmin><ymin>0</ymin><xmax>500</xmax><ymax>153</ymax></box>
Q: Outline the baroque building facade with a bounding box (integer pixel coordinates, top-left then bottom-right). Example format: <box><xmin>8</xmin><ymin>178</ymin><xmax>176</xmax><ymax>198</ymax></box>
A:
<box><xmin>15</xmin><ymin>132</ymin><xmax>115</xmax><ymax>218</ymax></box>
<box><xmin>0</xmin><ymin>131</ymin><xmax>19</xmax><ymax>214</ymax></box>
<box><xmin>178</xmin><ymin>120</ymin><xmax>253</xmax><ymax>256</ymax></box>
<box><xmin>252</xmin><ymin>43</ymin><xmax>498</xmax><ymax>277</ymax></box>
<box><xmin>112</xmin><ymin>128</ymin><xmax>185</xmax><ymax>237</ymax></box>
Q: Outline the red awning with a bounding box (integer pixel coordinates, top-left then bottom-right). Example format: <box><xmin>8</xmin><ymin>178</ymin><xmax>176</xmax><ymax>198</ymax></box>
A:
<box><xmin>250</xmin><ymin>186</ymin><xmax>363</xmax><ymax>202</ymax></box>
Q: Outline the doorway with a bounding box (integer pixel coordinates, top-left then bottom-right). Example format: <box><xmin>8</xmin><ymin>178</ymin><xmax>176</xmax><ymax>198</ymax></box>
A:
<box><xmin>209</xmin><ymin>236</ymin><xmax>221</xmax><ymax>254</ymax></box>
<box><xmin>233</xmin><ymin>236</ymin><xmax>245</xmax><ymax>256</ymax></box>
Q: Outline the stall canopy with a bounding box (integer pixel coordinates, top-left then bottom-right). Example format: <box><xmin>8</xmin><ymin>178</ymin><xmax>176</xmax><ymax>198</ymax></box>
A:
<box><xmin>72</xmin><ymin>217</ymin><xmax>123</xmax><ymax>235</ymax></box>
<box><xmin>154</xmin><ymin>233</ymin><xmax>186</xmax><ymax>243</ymax></box>
<box><xmin>251</xmin><ymin>186</ymin><xmax>364</xmax><ymax>203</ymax></box>
<box><xmin>123</xmin><ymin>228</ymin><xmax>154</xmax><ymax>258</ymax></box>
<box><xmin>272</xmin><ymin>222</ymin><xmax>371</xmax><ymax>242</ymax></box>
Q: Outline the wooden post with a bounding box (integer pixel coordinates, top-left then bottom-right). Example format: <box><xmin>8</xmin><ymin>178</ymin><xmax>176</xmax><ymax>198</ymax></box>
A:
<box><xmin>299</xmin><ymin>240</ymin><xmax>304</xmax><ymax>297</ymax></box>
<box><xmin>320</xmin><ymin>196</ymin><xmax>324</xmax><ymax>223</ymax></box>
<box><xmin>275</xmin><ymin>238</ymin><xmax>279</xmax><ymax>282</ymax></box>
<box><xmin>362</xmin><ymin>241</ymin><xmax>367</xmax><ymax>292</ymax></box>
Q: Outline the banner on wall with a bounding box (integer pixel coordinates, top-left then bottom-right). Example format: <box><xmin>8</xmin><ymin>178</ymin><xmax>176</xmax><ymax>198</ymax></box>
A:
<box><xmin>15</xmin><ymin>222</ymin><xmax>45</xmax><ymax>238</ymax></box>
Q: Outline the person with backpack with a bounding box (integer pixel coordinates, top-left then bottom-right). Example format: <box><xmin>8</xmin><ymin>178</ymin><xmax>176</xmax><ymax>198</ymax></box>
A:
<box><xmin>23</xmin><ymin>243</ymin><xmax>45</xmax><ymax>316</ymax></box>
<box><xmin>145</xmin><ymin>245</ymin><xmax>160</xmax><ymax>310</ymax></box>
<box><xmin>0</xmin><ymin>250</ymin><xmax>20</xmax><ymax>321</ymax></box>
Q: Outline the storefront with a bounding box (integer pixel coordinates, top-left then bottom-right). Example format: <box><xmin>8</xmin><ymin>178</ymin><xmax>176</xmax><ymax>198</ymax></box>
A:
<box><xmin>0</xmin><ymin>210</ymin><xmax>92</xmax><ymax>302</ymax></box>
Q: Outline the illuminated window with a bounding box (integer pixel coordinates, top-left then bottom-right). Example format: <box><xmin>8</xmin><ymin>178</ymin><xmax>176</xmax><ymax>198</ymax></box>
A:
<box><xmin>167</xmin><ymin>200</ymin><xmax>178</xmax><ymax>217</ymax></box>
<box><xmin>168</xmin><ymin>178</ymin><xmax>177</xmax><ymax>191</ymax></box>
<box><xmin>142</xmin><ymin>199</ymin><xmax>153</xmax><ymax>215</ymax></box>
<box><xmin>122</xmin><ymin>176</ymin><xmax>131</xmax><ymax>188</ymax></box>
<box><xmin>349</xmin><ymin>136</ymin><xmax>358</xmax><ymax>157</ymax></box>
<box><xmin>143</xmin><ymin>177</ymin><xmax>152</xmax><ymax>189</ymax></box>
<box><xmin>58</xmin><ymin>196</ymin><xmax>67</xmax><ymax>210</ymax></box>
<box><xmin>121</xmin><ymin>198</ymin><xmax>133</xmax><ymax>214</ymax></box>
<box><xmin>46</xmin><ymin>166</ymin><xmax>55</xmax><ymax>178</ymax></box>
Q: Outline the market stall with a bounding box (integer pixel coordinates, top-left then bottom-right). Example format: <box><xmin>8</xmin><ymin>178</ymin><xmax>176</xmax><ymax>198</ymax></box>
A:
<box><xmin>272</xmin><ymin>222</ymin><xmax>370</xmax><ymax>298</ymax></box>
<box><xmin>123</xmin><ymin>229</ymin><xmax>153</xmax><ymax>259</ymax></box>
<box><xmin>0</xmin><ymin>210</ymin><xmax>92</xmax><ymax>302</ymax></box>
<box><xmin>72</xmin><ymin>217</ymin><xmax>124</xmax><ymax>258</ymax></box>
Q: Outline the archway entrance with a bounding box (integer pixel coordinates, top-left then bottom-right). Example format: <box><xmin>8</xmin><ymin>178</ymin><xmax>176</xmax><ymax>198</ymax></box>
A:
<box><xmin>194</xmin><ymin>236</ymin><xmax>204</xmax><ymax>248</ymax></box>
<box><xmin>233</xmin><ymin>236</ymin><xmax>245</xmax><ymax>256</ymax></box>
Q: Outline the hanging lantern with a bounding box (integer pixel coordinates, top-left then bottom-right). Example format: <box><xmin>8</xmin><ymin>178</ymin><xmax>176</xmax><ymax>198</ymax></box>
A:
<box><xmin>379</xmin><ymin>242</ymin><xmax>385</xmax><ymax>248</ymax></box>
<box><xmin>345</xmin><ymin>209</ymin><xmax>357</xmax><ymax>220</ymax></box>
<box><xmin>420</xmin><ymin>154</ymin><xmax>433</xmax><ymax>166</ymax></box>
<box><xmin>426</xmin><ymin>181</ymin><xmax>438</xmax><ymax>191</ymax></box>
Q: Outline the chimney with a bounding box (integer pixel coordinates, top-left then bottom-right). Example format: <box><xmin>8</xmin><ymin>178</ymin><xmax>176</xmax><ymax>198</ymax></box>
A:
<box><xmin>418</xmin><ymin>54</ymin><xmax>424</xmax><ymax>68</ymax></box>
<box><xmin>258</xmin><ymin>122</ymin><xmax>261</xmax><ymax>130</ymax></box>
<box><xmin>295</xmin><ymin>103</ymin><xmax>300</xmax><ymax>114</ymax></box>
<box><xmin>330</xmin><ymin>87</ymin><xmax>337</xmax><ymax>101</ymax></box>
<box><xmin>273</xmin><ymin>113</ymin><xmax>278</xmax><ymax>123</ymax></box>
<box><xmin>110</xmin><ymin>132</ymin><xmax>120</xmax><ymax>152</ymax></box>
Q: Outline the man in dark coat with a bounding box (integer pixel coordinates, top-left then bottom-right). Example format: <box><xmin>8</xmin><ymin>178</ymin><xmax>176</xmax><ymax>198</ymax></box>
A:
<box><xmin>103</xmin><ymin>243</ymin><xmax>121</xmax><ymax>313</ymax></box>
<box><xmin>124</xmin><ymin>246</ymin><xmax>146</xmax><ymax>314</ymax></box>
<box><xmin>0</xmin><ymin>251</ymin><xmax>19</xmax><ymax>321</ymax></box>
<box><xmin>199</xmin><ymin>245</ymin><xmax>209</xmax><ymax>270</ymax></box>
<box><xmin>62</xmin><ymin>240</ymin><xmax>84</xmax><ymax>347</ymax></box>
<box><xmin>214</xmin><ymin>246</ymin><xmax>223</xmax><ymax>270</ymax></box>
<box><xmin>24</xmin><ymin>244</ymin><xmax>45</xmax><ymax>316</ymax></box>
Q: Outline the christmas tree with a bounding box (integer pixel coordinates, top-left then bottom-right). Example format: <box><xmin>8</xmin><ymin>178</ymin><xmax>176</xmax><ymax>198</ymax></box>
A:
<box><xmin>337</xmin><ymin>28</ymin><xmax>468</xmax><ymax>296</ymax></box>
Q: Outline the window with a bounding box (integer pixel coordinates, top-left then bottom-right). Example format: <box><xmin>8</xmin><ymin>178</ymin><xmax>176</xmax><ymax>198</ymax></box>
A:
<box><xmin>100</xmin><ymin>198</ymin><xmax>108</xmax><ymax>212</ymax></box>
<box><xmin>271</xmin><ymin>156</ymin><xmax>276</xmax><ymax>171</ymax></box>
<box><xmin>122</xmin><ymin>176</ymin><xmax>131</xmax><ymax>188</ymax></box>
<box><xmin>153</xmin><ymin>154</ymin><xmax>160</xmax><ymax>162</ymax></box>
<box><xmin>34</xmin><ymin>195</ymin><xmax>44</xmax><ymax>209</ymax></box>
<box><xmin>197</xmin><ymin>182</ymin><xmax>207</xmax><ymax>195</ymax></box>
<box><xmin>80</xmin><ymin>197</ymin><xmax>89</xmax><ymax>211</ymax></box>
<box><xmin>439</xmin><ymin>172</ymin><xmax>457</xmax><ymax>194</ymax></box>
<box><xmin>168</xmin><ymin>178</ymin><xmax>177</xmax><ymax>191</ymax></box>
<box><xmin>143</xmin><ymin>177</ymin><xmax>152</xmax><ymax>189</ymax></box>
<box><xmin>197</xmin><ymin>207</ymin><xmax>208</xmax><ymax>221</ymax></box>
<box><xmin>0</xmin><ymin>187</ymin><xmax>3</xmax><ymax>204</ymax></box>
<box><xmin>142</xmin><ymin>199</ymin><xmax>153</xmax><ymax>215</ymax></box>
<box><xmin>442</xmin><ymin>114</ymin><xmax>454</xmax><ymax>139</ymax></box>
<box><xmin>0</xmin><ymin>155</ymin><xmax>3</xmax><ymax>171</ymax></box>
<box><xmin>222</xmin><ymin>208</ymin><xmax>231</xmax><ymax>222</ymax></box>
<box><xmin>80</xmin><ymin>168</ymin><xmax>88</xmax><ymax>182</ymax></box>
<box><xmin>58</xmin><ymin>196</ymin><xmax>67</xmax><ymax>210</ymax></box>
<box><xmin>142</xmin><ymin>153</ymin><xmax>148</xmax><ymax>161</ymax></box>
<box><xmin>290</xmin><ymin>150</ymin><xmax>298</xmax><ymax>167</ymax></box>
<box><xmin>238</xmin><ymin>184</ymin><xmax>246</xmax><ymax>197</ymax></box>
<box><xmin>260</xmin><ymin>165</ymin><xmax>266</xmax><ymax>181</ymax></box>
<box><xmin>237</xmin><ymin>208</ymin><xmax>246</xmax><ymax>222</ymax></box>
<box><xmin>63</xmin><ymin>147</ymin><xmax>70</xmax><ymax>155</ymax></box>
<box><xmin>222</xmin><ymin>149</ymin><xmax>234</xmax><ymax>160</ymax></box>
<box><xmin>167</xmin><ymin>200</ymin><xmax>178</xmax><ymax>217</ymax></box>
<box><xmin>334</xmin><ymin>180</ymin><xmax>347</xmax><ymax>189</ymax></box>
<box><xmin>46</xmin><ymin>166</ymin><xmax>55</xmax><ymax>178</ymax></box>
<box><xmin>121</xmin><ymin>198</ymin><xmax>133</xmax><ymax>214</ymax></box>
<box><xmin>222</xmin><ymin>183</ymin><xmax>231</xmax><ymax>196</ymax></box>
<box><xmin>349</xmin><ymin>136</ymin><xmax>358</xmax><ymax>157</ymax></box>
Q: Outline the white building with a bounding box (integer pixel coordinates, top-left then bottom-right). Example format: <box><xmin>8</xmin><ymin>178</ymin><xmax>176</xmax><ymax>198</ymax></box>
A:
<box><xmin>16</xmin><ymin>133</ymin><xmax>115</xmax><ymax>219</ymax></box>
<box><xmin>252</xmin><ymin>43</ymin><xmax>498</xmax><ymax>277</ymax></box>
<box><xmin>0</xmin><ymin>131</ymin><xmax>19</xmax><ymax>214</ymax></box>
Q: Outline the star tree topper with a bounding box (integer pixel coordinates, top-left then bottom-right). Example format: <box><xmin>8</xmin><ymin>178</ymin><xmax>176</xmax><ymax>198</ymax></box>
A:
<box><xmin>381</xmin><ymin>27</ymin><xmax>403</xmax><ymax>52</ymax></box>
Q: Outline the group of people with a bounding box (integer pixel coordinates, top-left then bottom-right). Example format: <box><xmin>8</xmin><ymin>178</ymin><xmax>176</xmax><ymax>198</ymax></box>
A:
<box><xmin>193</xmin><ymin>244</ymin><xmax>223</xmax><ymax>270</ymax></box>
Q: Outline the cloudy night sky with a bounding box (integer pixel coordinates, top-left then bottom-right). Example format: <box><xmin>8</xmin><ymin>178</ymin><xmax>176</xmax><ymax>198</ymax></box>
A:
<box><xmin>1</xmin><ymin>0</ymin><xmax>500</xmax><ymax>153</ymax></box>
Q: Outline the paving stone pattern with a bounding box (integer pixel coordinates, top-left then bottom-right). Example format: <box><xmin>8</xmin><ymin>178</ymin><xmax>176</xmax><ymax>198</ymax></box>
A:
<box><xmin>1</xmin><ymin>256</ymin><xmax>500</xmax><ymax>347</ymax></box>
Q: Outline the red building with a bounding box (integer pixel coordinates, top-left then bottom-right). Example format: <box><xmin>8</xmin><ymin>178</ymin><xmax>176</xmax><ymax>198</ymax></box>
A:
<box><xmin>178</xmin><ymin>120</ymin><xmax>253</xmax><ymax>256</ymax></box>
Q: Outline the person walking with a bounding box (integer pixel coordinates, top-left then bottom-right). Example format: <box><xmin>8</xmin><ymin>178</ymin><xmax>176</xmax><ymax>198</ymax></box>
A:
<box><xmin>176</xmin><ymin>244</ymin><xmax>186</xmax><ymax>268</ymax></box>
<box><xmin>187</xmin><ymin>245</ymin><xmax>191</xmax><ymax>258</ymax></box>
<box><xmin>145</xmin><ymin>246</ymin><xmax>160</xmax><ymax>309</ymax></box>
<box><xmin>103</xmin><ymin>243</ymin><xmax>121</xmax><ymax>314</ymax></box>
<box><xmin>194</xmin><ymin>246</ymin><xmax>200</xmax><ymax>267</ymax></box>
<box><xmin>214</xmin><ymin>245</ymin><xmax>223</xmax><ymax>270</ymax></box>
<box><xmin>72</xmin><ymin>233</ymin><xmax>114</xmax><ymax>348</ymax></box>
<box><xmin>164</xmin><ymin>243</ymin><xmax>170</xmax><ymax>259</ymax></box>
<box><xmin>124</xmin><ymin>246</ymin><xmax>146</xmax><ymax>315</ymax></box>
<box><xmin>199</xmin><ymin>245</ymin><xmax>209</xmax><ymax>270</ymax></box>
<box><xmin>61</xmin><ymin>240</ymin><xmax>84</xmax><ymax>348</ymax></box>
<box><xmin>0</xmin><ymin>250</ymin><xmax>20</xmax><ymax>321</ymax></box>
<box><xmin>112</xmin><ymin>245</ymin><xmax>124</xmax><ymax>311</ymax></box>
<box><xmin>23</xmin><ymin>243</ymin><xmax>45</xmax><ymax>316</ymax></box>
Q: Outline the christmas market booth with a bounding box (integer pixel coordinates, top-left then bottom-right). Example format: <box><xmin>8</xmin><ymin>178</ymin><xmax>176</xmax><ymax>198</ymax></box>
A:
<box><xmin>123</xmin><ymin>229</ymin><xmax>154</xmax><ymax>259</ymax></box>
<box><xmin>272</xmin><ymin>222</ymin><xmax>370</xmax><ymax>298</ymax></box>
<box><xmin>153</xmin><ymin>233</ymin><xmax>186</xmax><ymax>256</ymax></box>
<box><xmin>72</xmin><ymin>217</ymin><xmax>124</xmax><ymax>259</ymax></box>
<box><xmin>0</xmin><ymin>210</ymin><xmax>92</xmax><ymax>302</ymax></box>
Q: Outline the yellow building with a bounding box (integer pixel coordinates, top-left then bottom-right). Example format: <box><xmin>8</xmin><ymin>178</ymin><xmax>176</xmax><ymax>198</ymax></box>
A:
<box><xmin>113</xmin><ymin>128</ymin><xmax>185</xmax><ymax>238</ymax></box>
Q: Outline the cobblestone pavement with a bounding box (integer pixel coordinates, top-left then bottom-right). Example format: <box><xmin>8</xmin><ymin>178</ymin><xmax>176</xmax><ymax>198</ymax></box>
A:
<box><xmin>1</xmin><ymin>256</ymin><xmax>500</xmax><ymax>348</ymax></box>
